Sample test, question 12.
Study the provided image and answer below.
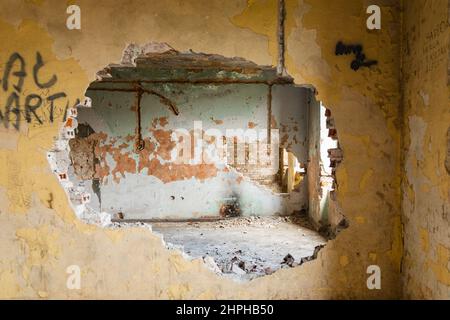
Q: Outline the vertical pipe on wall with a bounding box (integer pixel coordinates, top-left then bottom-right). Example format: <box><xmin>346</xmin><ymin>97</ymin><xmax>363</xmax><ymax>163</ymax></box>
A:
<box><xmin>267</xmin><ymin>84</ymin><xmax>272</xmax><ymax>155</ymax></box>
<box><xmin>277</xmin><ymin>0</ymin><xmax>286</xmax><ymax>76</ymax></box>
<box><xmin>133</xmin><ymin>83</ymin><xmax>145</xmax><ymax>152</ymax></box>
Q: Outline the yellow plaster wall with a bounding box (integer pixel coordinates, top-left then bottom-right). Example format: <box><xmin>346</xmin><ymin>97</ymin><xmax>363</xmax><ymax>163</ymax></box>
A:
<box><xmin>0</xmin><ymin>0</ymin><xmax>404</xmax><ymax>299</ymax></box>
<box><xmin>401</xmin><ymin>0</ymin><xmax>450</xmax><ymax>299</ymax></box>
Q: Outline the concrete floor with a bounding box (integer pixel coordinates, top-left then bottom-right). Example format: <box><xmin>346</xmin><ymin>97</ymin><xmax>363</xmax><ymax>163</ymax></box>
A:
<box><xmin>151</xmin><ymin>215</ymin><xmax>327</xmax><ymax>281</ymax></box>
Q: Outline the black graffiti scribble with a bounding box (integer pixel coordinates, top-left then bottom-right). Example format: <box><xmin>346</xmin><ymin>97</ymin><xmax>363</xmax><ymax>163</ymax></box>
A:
<box><xmin>0</xmin><ymin>51</ymin><xmax>76</xmax><ymax>130</ymax></box>
<box><xmin>4</xmin><ymin>92</ymin><xmax>20</xmax><ymax>130</ymax></box>
<box><xmin>2</xmin><ymin>52</ymin><xmax>27</xmax><ymax>93</ymax></box>
<box><xmin>33</xmin><ymin>52</ymin><xmax>58</xmax><ymax>89</ymax></box>
<box><xmin>25</xmin><ymin>94</ymin><xmax>43</xmax><ymax>124</ymax></box>
<box><xmin>335</xmin><ymin>41</ymin><xmax>378</xmax><ymax>71</ymax></box>
<box><xmin>47</xmin><ymin>92</ymin><xmax>67</xmax><ymax>122</ymax></box>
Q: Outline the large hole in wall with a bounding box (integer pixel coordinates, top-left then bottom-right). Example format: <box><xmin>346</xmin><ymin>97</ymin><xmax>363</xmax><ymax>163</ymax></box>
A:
<box><xmin>48</xmin><ymin>43</ymin><xmax>347</xmax><ymax>281</ymax></box>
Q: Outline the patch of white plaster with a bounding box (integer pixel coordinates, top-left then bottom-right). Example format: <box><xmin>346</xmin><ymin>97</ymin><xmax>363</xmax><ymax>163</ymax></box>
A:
<box><xmin>287</xmin><ymin>1</ymin><xmax>331</xmax><ymax>84</ymax></box>
<box><xmin>408</xmin><ymin>115</ymin><xmax>427</xmax><ymax>163</ymax></box>
<box><xmin>419</xmin><ymin>90</ymin><xmax>430</xmax><ymax>107</ymax></box>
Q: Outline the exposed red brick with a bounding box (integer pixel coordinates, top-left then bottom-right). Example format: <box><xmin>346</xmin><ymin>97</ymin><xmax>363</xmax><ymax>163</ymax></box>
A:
<box><xmin>151</xmin><ymin>129</ymin><xmax>176</xmax><ymax>160</ymax></box>
<box><xmin>138</xmin><ymin>138</ymin><xmax>157</xmax><ymax>173</ymax></box>
<box><xmin>271</xmin><ymin>115</ymin><xmax>278</xmax><ymax>129</ymax></box>
<box><xmin>248</xmin><ymin>121</ymin><xmax>257</xmax><ymax>129</ymax></box>
<box><xmin>65</xmin><ymin>118</ymin><xmax>73</xmax><ymax>128</ymax></box>
<box><xmin>142</xmin><ymin>158</ymin><xmax>218</xmax><ymax>183</ymax></box>
<box><xmin>151</xmin><ymin>117</ymin><xmax>169</xmax><ymax>128</ymax></box>
<box><xmin>111</xmin><ymin>151</ymin><xmax>137</xmax><ymax>183</ymax></box>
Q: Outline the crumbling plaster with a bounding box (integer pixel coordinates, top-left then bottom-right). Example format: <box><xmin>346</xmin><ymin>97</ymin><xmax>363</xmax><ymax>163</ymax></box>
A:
<box><xmin>0</xmin><ymin>0</ymin><xmax>412</xmax><ymax>299</ymax></box>
<box><xmin>401</xmin><ymin>0</ymin><xmax>450</xmax><ymax>299</ymax></box>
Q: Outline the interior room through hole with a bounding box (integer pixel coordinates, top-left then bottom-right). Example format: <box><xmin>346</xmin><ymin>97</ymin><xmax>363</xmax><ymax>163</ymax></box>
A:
<box><xmin>50</xmin><ymin>43</ymin><xmax>347</xmax><ymax>280</ymax></box>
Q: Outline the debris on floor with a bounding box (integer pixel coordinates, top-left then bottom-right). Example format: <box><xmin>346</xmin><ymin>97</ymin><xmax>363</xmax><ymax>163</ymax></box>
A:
<box><xmin>219</xmin><ymin>197</ymin><xmax>241</xmax><ymax>218</ymax></box>
<box><xmin>282</xmin><ymin>254</ymin><xmax>295</xmax><ymax>267</ymax></box>
<box><xmin>203</xmin><ymin>256</ymin><xmax>222</xmax><ymax>274</ymax></box>
<box><xmin>150</xmin><ymin>214</ymin><xmax>327</xmax><ymax>280</ymax></box>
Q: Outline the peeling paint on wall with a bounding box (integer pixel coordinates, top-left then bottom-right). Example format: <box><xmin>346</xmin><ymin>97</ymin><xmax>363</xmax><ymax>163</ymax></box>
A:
<box><xmin>401</xmin><ymin>0</ymin><xmax>450</xmax><ymax>299</ymax></box>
